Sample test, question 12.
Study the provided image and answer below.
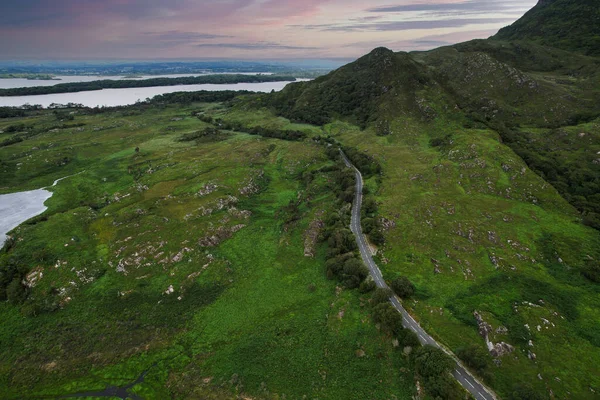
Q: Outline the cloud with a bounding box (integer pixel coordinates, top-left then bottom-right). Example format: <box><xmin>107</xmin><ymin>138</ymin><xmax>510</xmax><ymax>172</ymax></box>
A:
<box><xmin>144</xmin><ymin>31</ymin><xmax>233</xmax><ymax>42</ymax></box>
<box><xmin>368</xmin><ymin>0</ymin><xmax>533</xmax><ymax>14</ymax></box>
<box><xmin>297</xmin><ymin>17</ymin><xmax>516</xmax><ymax>32</ymax></box>
<box><xmin>197</xmin><ymin>42</ymin><xmax>319</xmax><ymax>50</ymax></box>
<box><xmin>0</xmin><ymin>0</ymin><xmax>254</xmax><ymax>27</ymax></box>
<box><xmin>0</xmin><ymin>0</ymin><xmax>538</xmax><ymax>59</ymax></box>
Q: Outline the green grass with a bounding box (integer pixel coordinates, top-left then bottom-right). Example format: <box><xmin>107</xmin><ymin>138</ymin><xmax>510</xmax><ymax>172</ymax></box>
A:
<box><xmin>0</xmin><ymin>104</ymin><xmax>416</xmax><ymax>399</ymax></box>
<box><xmin>322</xmin><ymin>112</ymin><xmax>600</xmax><ymax>399</ymax></box>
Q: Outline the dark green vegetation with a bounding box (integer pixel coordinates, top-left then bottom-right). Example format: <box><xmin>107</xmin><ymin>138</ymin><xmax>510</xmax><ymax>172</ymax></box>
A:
<box><xmin>493</xmin><ymin>0</ymin><xmax>600</xmax><ymax>57</ymax></box>
<box><xmin>0</xmin><ymin>74</ymin><xmax>296</xmax><ymax>96</ymax></box>
<box><xmin>413</xmin><ymin>346</ymin><xmax>463</xmax><ymax>399</ymax></box>
<box><xmin>0</xmin><ymin>73</ymin><xmax>57</xmax><ymax>80</ymax></box>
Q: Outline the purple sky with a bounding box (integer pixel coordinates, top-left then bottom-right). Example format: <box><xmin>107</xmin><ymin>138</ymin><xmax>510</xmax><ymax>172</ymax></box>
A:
<box><xmin>0</xmin><ymin>0</ymin><xmax>538</xmax><ymax>60</ymax></box>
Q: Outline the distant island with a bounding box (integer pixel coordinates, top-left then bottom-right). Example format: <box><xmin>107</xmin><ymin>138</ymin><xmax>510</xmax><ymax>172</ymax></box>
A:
<box><xmin>0</xmin><ymin>74</ymin><xmax>297</xmax><ymax>96</ymax></box>
<box><xmin>0</xmin><ymin>73</ymin><xmax>60</xmax><ymax>81</ymax></box>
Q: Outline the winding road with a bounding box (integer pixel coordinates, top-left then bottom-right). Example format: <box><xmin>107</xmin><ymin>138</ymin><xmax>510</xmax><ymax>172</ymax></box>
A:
<box><xmin>340</xmin><ymin>150</ymin><xmax>498</xmax><ymax>400</ymax></box>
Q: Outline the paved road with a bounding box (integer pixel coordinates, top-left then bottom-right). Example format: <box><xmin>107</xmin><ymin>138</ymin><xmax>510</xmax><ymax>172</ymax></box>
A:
<box><xmin>340</xmin><ymin>150</ymin><xmax>498</xmax><ymax>400</ymax></box>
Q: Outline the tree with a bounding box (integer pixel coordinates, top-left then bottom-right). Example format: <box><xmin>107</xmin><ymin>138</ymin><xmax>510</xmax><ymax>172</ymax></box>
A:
<box><xmin>413</xmin><ymin>345</ymin><xmax>454</xmax><ymax>378</ymax></box>
<box><xmin>456</xmin><ymin>344</ymin><xmax>490</xmax><ymax>374</ymax></box>
<box><xmin>371</xmin><ymin>287</ymin><xmax>393</xmax><ymax>305</ymax></box>
<box><xmin>372</xmin><ymin>303</ymin><xmax>404</xmax><ymax>334</ymax></box>
<box><xmin>369</xmin><ymin>229</ymin><xmax>385</xmax><ymax>246</ymax></box>
<box><xmin>359</xmin><ymin>279</ymin><xmax>376</xmax><ymax>293</ymax></box>
<box><xmin>6</xmin><ymin>278</ymin><xmax>28</xmax><ymax>305</ymax></box>
<box><xmin>425</xmin><ymin>374</ymin><xmax>464</xmax><ymax>400</ymax></box>
<box><xmin>401</xmin><ymin>330</ymin><xmax>421</xmax><ymax>347</ymax></box>
<box><xmin>391</xmin><ymin>276</ymin><xmax>415</xmax><ymax>299</ymax></box>
<box><xmin>363</xmin><ymin>197</ymin><xmax>378</xmax><ymax>215</ymax></box>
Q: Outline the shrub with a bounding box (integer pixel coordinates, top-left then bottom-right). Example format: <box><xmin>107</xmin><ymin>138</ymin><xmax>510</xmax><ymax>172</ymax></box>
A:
<box><xmin>359</xmin><ymin>279</ymin><xmax>376</xmax><ymax>293</ymax></box>
<box><xmin>391</xmin><ymin>276</ymin><xmax>415</xmax><ymax>298</ymax></box>
<box><xmin>371</xmin><ymin>287</ymin><xmax>393</xmax><ymax>305</ymax></box>
<box><xmin>413</xmin><ymin>345</ymin><xmax>454</xmax><ymax>378</ymax></box>
<box><xmin>456</xmin><ymin>344</ymin><xmax>490</xmax><ymax>374</ymax></box>
<box><xmin>6</xmin><ymin>278</ymin><xmax>28</xmax><ymax>305</ymax></box>
<box><xmin>401</xmin><ymin>330</ymin><xmax>421</xmax><ymax>347</ymax></box>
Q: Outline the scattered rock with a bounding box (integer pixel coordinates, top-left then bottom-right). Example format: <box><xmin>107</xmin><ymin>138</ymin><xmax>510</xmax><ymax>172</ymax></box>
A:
<box><xmin>379</xmin><ymin>217</ymin><xmax>396</xmax><ymax>231</ymax></box>
<box><xmin>474</xmin><ymin>311</ymin><xmax>515</xmax><ymax>358</ymax></box>
<box><xmin>496</xmin><ymin>326</ymin><xmax>508</xmax><ymax>335</ymax></box>
<box><xmin>304</xmin><ymin>215</ymin><xmax>324</xmax><ymax>258</ymax></box>
<box><xmin>42</xmin><ymin>361</ymin><xmax>57</xmax><ymax>372</ymax></box>
<box><xmin>198</xmin><ymin>183</ymin><xmax>218</xmax><ymax>197</ymax></box>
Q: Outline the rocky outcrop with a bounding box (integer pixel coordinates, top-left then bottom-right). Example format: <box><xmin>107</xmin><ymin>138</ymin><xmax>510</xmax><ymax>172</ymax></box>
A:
<box><xmin>198</xmin><ymin>224</ymin><xmax>246</xmax><ymax>248</ymax></box>
<box><xmin>304</xmin><ymin>215</ymin><xmax>324</xmax><ymax>258</ymax></box>
<box><xmin>474</xmin><ymin>311</ymin><xmax>515</xmax><ymax>357</ymax></box>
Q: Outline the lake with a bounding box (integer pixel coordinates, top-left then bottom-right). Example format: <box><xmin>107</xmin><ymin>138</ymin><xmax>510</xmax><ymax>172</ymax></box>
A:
<box><xmin>0</xmin><ymin>80</ymin><xmax>302</xmax><ymax>108</ymax></box>
<box><xmin>0</xmin><ymin>188</ymin><xmax>52</xmax><ymax>248</ymax></box>
<box><xmin>0</xmin><ymin>73</ymin><xmax>273</xmax><ymax>89</ymax></box>
<box><xmin>0</xmin><ymin>176</ymin><xmax>74</xmax><ymax>248</ymax></box>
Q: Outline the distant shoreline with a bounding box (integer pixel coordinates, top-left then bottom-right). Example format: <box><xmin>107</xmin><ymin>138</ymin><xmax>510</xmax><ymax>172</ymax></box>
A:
<box><xmin>0</xmin><ymin>73</ymin><xmax>60</xmax><ymax>81</ymax></box>
<box><xmin>0</xmin><ymin>74</ymin><xmax>296</xmax><ymax>96</ymax></box>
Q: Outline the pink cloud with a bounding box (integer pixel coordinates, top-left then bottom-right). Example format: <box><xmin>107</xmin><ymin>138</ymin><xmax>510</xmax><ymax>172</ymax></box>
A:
<box><xmin>0</xmin><ymin>0</ymin><xmax>538</xmax><ymax>59</ymax></box>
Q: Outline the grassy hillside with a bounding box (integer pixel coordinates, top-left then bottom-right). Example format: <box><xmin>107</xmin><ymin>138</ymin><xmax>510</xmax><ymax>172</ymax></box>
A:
<box><xmin>0</xmin><ymin>2</ymin><xmax>599</xmax><ymax>399</ymax></box>
<box><xmin>323</xmin><ymin>114</ymin><xmax>600</xmax><ymax>399</ymax></box>
<box><xmin>238</xmin><ymin>4</ymin><xmax>600</xmax><ymax>395</ymax></box>
<box><xmin>493</xmin><ymin>0</ymin><xmax>600</xmax><ymax>57</ymax></box>
<box><xmin>0</xmin><ymin>104</ymin><xmax>416</xmax><ymax>399</ymax></box>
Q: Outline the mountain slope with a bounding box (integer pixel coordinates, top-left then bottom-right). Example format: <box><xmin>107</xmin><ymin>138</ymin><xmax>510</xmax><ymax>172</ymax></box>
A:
<box><xmin>245</xmin><ymin>2</ymin><xmax>600</xmax><ymax>398</ymax></box>
<box><xmin>493</xmin><ymin>0</ymin><xmax>600</xmax><ymax>56</ymax></box>
<box><xmin>265</xmin><ymin>48</ymin><xmax>439</xmax><ymax>129</ymax></box>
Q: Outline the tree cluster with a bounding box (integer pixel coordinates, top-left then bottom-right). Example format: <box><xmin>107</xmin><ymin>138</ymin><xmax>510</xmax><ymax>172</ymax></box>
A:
<box><xmin>210</xmin><ymin>118</ymin><xmax>307</xmax><ymax>142</ymax></box>
<box><xmin>413</xmin><ymin>346</ymin><xmax>463</xmax><ymax>399</ymax></box>
<box><xmin>177</xmin><ymin>127</ymin><xmax>230</xmax><ymax>143</ymax></box>
<box><xmin>0</xmin><ymin>107</ymin><xmax>26</xmax><ymax>118</ymax></box>
<box><xmin>0</xmin><ymin>260</ymin><xmax>28</xmax><ymax>305</ymax></box>
<box><xmin>456</xmin><ymin>344</ymin><xmax>492</xmax><ymax>379</ymax></box>
<box><xmin>391</xmin><ymin>276</ymin><xmax>415</xmax><ymax>299</ymax></box>
<box><xmin>341</xmin><ymin>145</ymin><xmax>382</xmax><ymax>178</ymax></box>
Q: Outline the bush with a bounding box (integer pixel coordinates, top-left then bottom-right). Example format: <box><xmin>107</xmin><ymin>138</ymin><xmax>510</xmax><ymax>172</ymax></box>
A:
<box><xmin>391</xmin><ymin>276</ymin><xmax>415</xmax><ymax>298</ymax></box>
<box><xmin>6</xmin><ymin>278</ymin><xmax>28</xmax><ymax>305</ymax></box>
<box><xmin>456</xmin><ymin>344</ymin><xmax>490</xmax><ymax>374</ymax></box>
<box><xmin>372</xmin><ymin>303</ymin><xmax>404</xmax><ymax>334</ymax></box>
<box><xmin>369</xmin><ymin>229</ymin><xmax>385</xmax><ymax>246</ymax></box>
<box><xmin>424</xmin><ymin>374</ymin><xmax>464</xmax><ymax>400</ymax></box>
<box><xmin>401</xmin><ymin>329</ymin><xmax>421</xmax><ymax>347</ymax></box>
<box><xmin>413</xmin><ymin>345</ymin><xmax>454</xmax><ymax>378</ymax></box>
<box><xmin>359</xmin><ymin>279</ymin><xmax>376</xmax><ymax>293</ymax></box>
<box><xmin>429</xmin><ymin>134</ymin><xmax>453</xmax><ymax>148</ymax></box>
<box><xmin>413</xmin><ymin>346</ymin><xmax>463</xmax><ymax>400</ymax></box>
<box><xmin>371</xmin><ymin>287</ymin><xmax>393</xmax><ymax>305</ymax></box>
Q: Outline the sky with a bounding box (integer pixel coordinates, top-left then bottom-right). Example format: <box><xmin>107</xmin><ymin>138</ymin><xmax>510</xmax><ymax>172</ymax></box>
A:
<box><xmin>0</xmin><ymin>0</ymin><xmax>538</xmax><ymax>60</ymax></box>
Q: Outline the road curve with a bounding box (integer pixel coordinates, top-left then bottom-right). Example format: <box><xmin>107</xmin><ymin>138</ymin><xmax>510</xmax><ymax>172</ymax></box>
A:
<box><xmin>339</xmin><ymin>149</ymin><xmax>498</xmax><ymax>400</ymax></box>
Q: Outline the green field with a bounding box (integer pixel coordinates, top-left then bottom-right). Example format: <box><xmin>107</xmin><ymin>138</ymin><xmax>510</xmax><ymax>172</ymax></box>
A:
<box><xmin>0</xmin><ymin>104</ymin><xmax>417</xmax><ymax>399</ymax></box>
